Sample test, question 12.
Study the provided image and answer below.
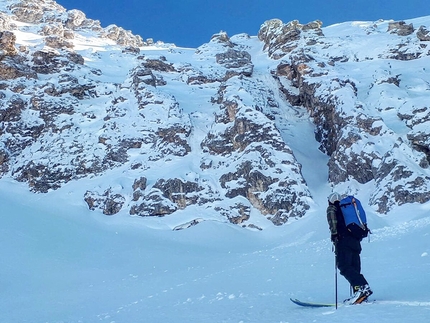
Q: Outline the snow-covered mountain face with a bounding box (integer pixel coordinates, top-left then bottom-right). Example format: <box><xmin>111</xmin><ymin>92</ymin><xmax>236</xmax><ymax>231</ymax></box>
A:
<box><xmin>1</xmin><ymin>0</ymin><xmax>430</xmax><ymax>229</ymax></box>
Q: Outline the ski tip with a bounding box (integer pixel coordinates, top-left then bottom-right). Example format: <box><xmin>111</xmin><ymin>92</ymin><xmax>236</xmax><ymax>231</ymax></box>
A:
<box><xmin>290</xmin><ymin>298</ymin><xmax>337</xmax><ymax>308</ymax></box>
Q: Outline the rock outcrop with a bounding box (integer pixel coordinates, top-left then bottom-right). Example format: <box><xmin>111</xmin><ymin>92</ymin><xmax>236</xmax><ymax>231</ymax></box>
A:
<box><xmin>1</xmin><ymin>1</ymin><xmax>430</xmax><ymax>228</ymax></box>
<box><xmin>265</xmin><ymin>18</ymin><xmax>430</xmax><ymax>213</ymax></box>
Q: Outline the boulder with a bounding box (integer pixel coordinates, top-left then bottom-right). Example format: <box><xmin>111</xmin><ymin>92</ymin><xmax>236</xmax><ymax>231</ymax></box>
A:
<box><xmin>388</xmin><ymin>21</ymin><xmax>414</xmax><ymax>36</ymax></box>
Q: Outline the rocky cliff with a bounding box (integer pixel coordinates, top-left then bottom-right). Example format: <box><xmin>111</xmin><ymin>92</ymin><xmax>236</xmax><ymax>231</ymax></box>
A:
<box><xmin>1</xmin><ymin>0</ymin><xmax>430</xmax><ymax>229</ymax></box>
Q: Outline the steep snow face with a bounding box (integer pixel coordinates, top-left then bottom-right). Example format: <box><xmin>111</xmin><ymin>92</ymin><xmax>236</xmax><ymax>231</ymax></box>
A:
<box><xmin>1</xmin><ymin>0</ymin><xmax>430</xmax><ymax>229</ymax></box>
<box><xmin>0</xmin><ymin>1</ymin><xmax>314</xmax><ymax>229</ymax></box>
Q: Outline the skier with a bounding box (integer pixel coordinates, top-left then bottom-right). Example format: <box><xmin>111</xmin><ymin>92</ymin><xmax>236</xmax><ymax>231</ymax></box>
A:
<box><xmin>327</xmin><ymin>192</ymin><xmax>373</xmax><ymax>304</ymax></box>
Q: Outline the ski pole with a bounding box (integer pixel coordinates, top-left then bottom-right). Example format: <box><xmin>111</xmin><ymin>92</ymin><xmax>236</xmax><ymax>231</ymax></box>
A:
<box><xmin>334</xmin><ymin>247</ymin><xmax>338</xmax><ymax>309</ymax></box>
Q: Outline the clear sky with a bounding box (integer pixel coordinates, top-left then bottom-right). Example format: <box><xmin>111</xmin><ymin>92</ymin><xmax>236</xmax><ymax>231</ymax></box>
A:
<box><xmin>56</xmin><ymin>0</ymin><xmax>429</xmax><ymax>48</ymax></box>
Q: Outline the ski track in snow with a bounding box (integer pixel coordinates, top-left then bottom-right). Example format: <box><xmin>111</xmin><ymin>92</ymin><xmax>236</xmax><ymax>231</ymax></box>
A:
<box><xmin>66</xmin><ymin>212</ymin><xmax>430</xmax><ymax>322</ymax></box>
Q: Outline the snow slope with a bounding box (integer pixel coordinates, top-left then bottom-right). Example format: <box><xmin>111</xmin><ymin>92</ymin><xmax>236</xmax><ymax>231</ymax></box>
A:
<box><xmin>1</xmin><ymin>175</ymin><xmax>430</xmax><ymax>323</ymax></box>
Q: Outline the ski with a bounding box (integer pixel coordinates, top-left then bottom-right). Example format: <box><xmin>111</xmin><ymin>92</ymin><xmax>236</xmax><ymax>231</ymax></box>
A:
<box><xmin>290</xmin><ymin>298</ymin><xmax>336</xmax><ymax>308</ymax></box>
<box><xmin>291</xmin><ymin>297</ymin><xmax>376</xmax><ymax>308</ymax></box>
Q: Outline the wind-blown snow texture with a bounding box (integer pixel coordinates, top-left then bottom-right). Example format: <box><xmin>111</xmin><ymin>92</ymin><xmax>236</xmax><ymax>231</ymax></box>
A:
<box><xmin>1</xmin><ymin>1</ymin><xmax>430</xmax><ymax>322</ymax></box>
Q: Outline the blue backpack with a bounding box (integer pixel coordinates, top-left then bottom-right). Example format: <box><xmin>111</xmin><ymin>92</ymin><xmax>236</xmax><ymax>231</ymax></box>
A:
<box><xmin>339</xmin><ymin>196</ymin><xmax>369</xmax><ymax>240</ymax></box>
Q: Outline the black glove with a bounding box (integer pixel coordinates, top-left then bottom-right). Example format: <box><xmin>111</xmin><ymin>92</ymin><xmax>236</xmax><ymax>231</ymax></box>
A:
<box><xmin>331</xmin><ymin>234</ymin><xmax>339</xmax><ymax>244</ymax></box>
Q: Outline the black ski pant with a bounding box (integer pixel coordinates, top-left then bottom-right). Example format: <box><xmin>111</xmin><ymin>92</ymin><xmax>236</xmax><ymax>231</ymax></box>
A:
<box><xmin>335</xmin><ymin>235</ymin><xmax>368</xmax><ymax>289</ymax></box>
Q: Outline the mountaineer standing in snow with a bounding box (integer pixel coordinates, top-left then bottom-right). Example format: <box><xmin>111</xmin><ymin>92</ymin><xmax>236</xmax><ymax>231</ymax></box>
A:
<box><xmin>327</xmin><ymin>192</ymin><xmax>373</xmax><ymax>304</ymax></box>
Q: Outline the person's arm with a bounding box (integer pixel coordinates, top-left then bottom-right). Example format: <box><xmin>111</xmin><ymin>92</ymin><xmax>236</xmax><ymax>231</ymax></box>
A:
<box><xmin>327</xmin><ymin>205</ymin><xmax>338</xmax><ymax>241</ymax></box>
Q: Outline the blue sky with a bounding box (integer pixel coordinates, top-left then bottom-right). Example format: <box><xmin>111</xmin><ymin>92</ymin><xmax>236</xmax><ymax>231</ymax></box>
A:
<box><xmin>56</xmin><ymin>0</ymin><xmax>429</xmax><ymax>48</ymax></box>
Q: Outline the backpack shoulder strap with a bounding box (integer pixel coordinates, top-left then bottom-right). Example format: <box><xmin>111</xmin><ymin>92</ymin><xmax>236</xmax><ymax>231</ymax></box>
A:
<box><xmin>351</xmin><ymin>197</ymin><xmax>366</xmax><ymax>229</ymax></box>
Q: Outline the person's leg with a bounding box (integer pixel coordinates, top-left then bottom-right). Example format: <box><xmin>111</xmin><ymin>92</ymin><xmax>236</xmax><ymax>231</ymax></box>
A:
<box><xmin>351</xmin><ymin>250</ymin><xmax>368</xmax><ymax>288</ymax></box>
<box><xmin>337</xmin><ymin>243</ymin><xmax>367</xmax><ymax>287</ymax></box>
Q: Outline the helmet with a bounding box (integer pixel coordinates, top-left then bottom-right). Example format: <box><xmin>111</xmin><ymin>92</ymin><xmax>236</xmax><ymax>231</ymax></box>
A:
<box><xmin>328</xmin><ymin>192</ymin><xmax>341</xmax><ymax>203</ymax></box>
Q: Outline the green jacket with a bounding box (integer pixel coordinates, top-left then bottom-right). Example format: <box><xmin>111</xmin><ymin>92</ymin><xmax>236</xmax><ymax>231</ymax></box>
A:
<box><xmin>326</xmin><ymin>203</ymin><xmax>338</xmax><ymax>236</ymax></box>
